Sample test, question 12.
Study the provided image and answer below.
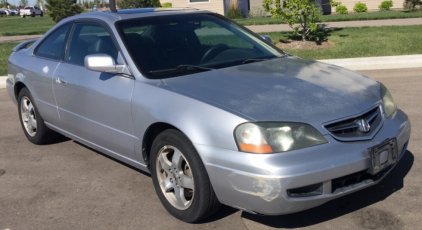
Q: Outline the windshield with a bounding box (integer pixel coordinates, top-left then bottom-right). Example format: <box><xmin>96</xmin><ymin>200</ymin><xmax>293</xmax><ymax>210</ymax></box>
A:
<box><xmin>116</xmin><ymin>13</ymin><xmax>285</xmax><ymax>78</ymax></box>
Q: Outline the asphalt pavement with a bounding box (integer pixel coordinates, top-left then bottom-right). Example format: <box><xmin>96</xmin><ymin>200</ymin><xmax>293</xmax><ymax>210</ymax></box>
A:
<box><xmin>0</xmin><ymin>68</ymin><xmax>421</xmax><ymax>230</ymax></box>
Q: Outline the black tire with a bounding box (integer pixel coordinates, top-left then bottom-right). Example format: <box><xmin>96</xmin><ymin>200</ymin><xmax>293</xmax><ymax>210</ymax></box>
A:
<box><xmin>40</xmin><ymin>12</ymin><xmax>43</xmax><ymax>17</ymax></box>
<box><xmin>21</xmin><ymin>14</ymin><xmax>25</xmax><ymax>18</ymax></box>
<box><xmin>17</xmin><ymin>88</ymin><xmax>57</xmax><ymax>145</ymax></box>
<box><xmin>150</xmin><ymin>129</ymin><xmax>221</xmax><ymax>223</ymax></box>
<box><xmin>31</xmin><ymin>12</ymin><xmax>35</xmax><ymax>17</ymax></box>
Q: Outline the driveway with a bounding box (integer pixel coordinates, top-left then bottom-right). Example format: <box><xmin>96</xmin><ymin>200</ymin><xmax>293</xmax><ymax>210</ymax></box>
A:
<box><xmin>0</xmin><ymin>68</ymin><xmax>421</xmax><ymax>230</ymax></box>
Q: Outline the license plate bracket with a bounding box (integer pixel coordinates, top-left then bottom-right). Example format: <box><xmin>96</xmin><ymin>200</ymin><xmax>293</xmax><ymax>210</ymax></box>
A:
<box><xmin>368</xmin><ymin>138</ymin><xmax>398</xmax><ymax>175</ymax></box>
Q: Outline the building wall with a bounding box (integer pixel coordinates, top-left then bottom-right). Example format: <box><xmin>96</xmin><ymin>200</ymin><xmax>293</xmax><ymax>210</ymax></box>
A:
<box><xmin>249</xmin><ymin>0</ymin><xmax>263</xmax><ymax>10</ymax></box>
<box><xmin>172</xmin><ymin>0</ymin><xmax>225</xmax><ymax>15</ymax></box>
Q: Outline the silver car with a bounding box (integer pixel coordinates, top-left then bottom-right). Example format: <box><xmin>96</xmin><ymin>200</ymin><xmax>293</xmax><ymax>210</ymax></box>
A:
<box><xmin>6</xmin><ymin>8</ymin><xmax>411</xmax><ymax>223</ymax></box>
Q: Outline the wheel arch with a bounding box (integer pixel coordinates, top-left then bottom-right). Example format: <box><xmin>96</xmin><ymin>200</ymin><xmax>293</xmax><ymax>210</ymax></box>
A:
<box><xmin>14</xmin><ymin>81</ymin><xmax>27</xmax><ymax>100</ymax></box>
<box><xmin>142</xmin><ymin>122</ymin><xmax>188</xmax><ymax>169</ymax></box>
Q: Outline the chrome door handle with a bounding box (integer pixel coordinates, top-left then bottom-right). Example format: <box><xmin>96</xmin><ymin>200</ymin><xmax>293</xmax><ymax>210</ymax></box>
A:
<box><xmin>56</xmin><ymin>78</ymin><xmax>67</xmax><ymax>84</ymax></box>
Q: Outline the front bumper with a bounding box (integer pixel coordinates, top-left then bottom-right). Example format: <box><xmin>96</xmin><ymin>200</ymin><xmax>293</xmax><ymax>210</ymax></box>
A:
<box><xmin>196</xmin><ymin>109</ymin><xmax>411</xmax><ymax>215</ymax></box>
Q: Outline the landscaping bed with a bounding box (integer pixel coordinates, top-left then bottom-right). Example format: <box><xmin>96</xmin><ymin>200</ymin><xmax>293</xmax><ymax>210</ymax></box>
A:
<box><xmin>263</xmin><ymin>25</ymin><xmax>422</xmax><ymax>60</ymax></box>
<box><xmin>235</xmin><ymin>10</ymin><xmax>422</xmax><ymax>26</ymax></box>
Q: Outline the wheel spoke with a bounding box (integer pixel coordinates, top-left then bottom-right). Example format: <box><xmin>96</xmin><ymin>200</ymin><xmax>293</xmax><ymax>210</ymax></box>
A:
<box><xmin>174</xmin><ymin>186</ymin><xmax>188</xmax><ymax>208</ymax></box>
<box><xmin>180</xmin><ymin>174</ymin><xmax>194</xmax><ymax>190</ymax></box>
<box><xmin>27</xmin><ymin>102</ymin><xmax>33</xmax><ymax>113</ymax></box>
<box><xmin>30</xmin><ymin>118</ymin><xmax>37</xmax><ymax>129</ymax></box>
<box><xmin>158</xmin><ymin>153</ymin><xmax>171</xmax><ymax>174</ymax></box>
<box><xmin>171</xmin><ymin>149</ymin><xmax>183</xmax><ymax>169</ymax></box>
<box><xmin>22</xmin><ymin>98</ymin><xmax>29</xmax><ymax>111</ymax></box>
<box><xmin>160</xmin><ymin>177</ymin><xmax>174</xmax><ymax>193</ymax></box>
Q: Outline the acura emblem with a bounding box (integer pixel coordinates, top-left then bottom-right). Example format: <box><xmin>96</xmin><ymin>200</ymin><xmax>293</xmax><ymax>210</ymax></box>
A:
<box><xmin>356</xmin><ymin>119</ymin><xmax>370</xmax><ymax>133</ymax></box>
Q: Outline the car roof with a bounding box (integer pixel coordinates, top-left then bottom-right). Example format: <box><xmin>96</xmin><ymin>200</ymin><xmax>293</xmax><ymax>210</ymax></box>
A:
<box><xmin>60</xmin><ymin>8</ymin><xmax>212</xmax><ymax>25</ymax></box>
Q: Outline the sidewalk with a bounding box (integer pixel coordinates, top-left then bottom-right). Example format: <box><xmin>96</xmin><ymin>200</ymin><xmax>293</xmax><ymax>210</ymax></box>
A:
<box><xmin>246</xmin><ymin>18</ymin><xmax>422</xmax><ymax>33</ymax></box>
<box><xmin>0</xmin><ymin>35</ymin><xmax>42</xmax><ymax>44</ymax></box>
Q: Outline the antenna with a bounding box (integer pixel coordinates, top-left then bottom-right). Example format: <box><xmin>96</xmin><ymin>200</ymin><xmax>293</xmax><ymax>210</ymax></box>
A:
<box><xmin>110</xmin><ymin>0</ymin><xmax>117</xmax><ymax>13</ymax></box>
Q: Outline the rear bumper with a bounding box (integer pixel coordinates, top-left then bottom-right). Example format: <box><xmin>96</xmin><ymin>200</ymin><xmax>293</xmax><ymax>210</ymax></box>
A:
<box><xmin>196</xmin><ymin>109</ymin><xmax>411</xmax><ymax>215</ymax></box>
<box><xmin>6</xmin><ymin>76</ymin><xmax>17</xmax><ymax>106</ymax></box>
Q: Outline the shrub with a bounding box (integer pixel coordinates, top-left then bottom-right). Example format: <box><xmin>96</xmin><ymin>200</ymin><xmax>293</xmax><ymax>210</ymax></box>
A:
<box><xmin>226</xmin><ymin>0</ymin><xmax>244</xmax><ymax>19</ymax></box>
<box><xmin>248</xmin><ymin>6</ymin><xmax>266</xmax><ymax>18</ymax></box>
<box><xmin>403</xmin><ymin>0</ymin><xmax>421</xmax><ymax>11</ymax></box>
<box><xmin>336</xmin><ymin>5</ymin><xmax>348</xmax><ymax>14</ymax></box>
<box><xmin>161</xmin><ymin>2</ymin><xmax>172</xmax><ymax>7</ymax></box>
<box><xmin>379</xmin><ymin>0</ymin><xmax>393</xmax><ymax>10</ymax></box>
<box><xmin>330</xmin><ymin>0</ymin><xmax>342</xmax><ymax>7</ymax></box>
<box><xmin>263</xmin><ymin>0</ymin><xmax>321</xmax><ymax>41</ymax></box>
<box><xmin>45</xmin><ymin>0</ymin><xmax>83</xmax><ymax>23</ymax></box>
<box><xmin>118</xmin><ymin>0</ymin><xmax>161</xmax><ymax>9</ymax></box>
<box><xmin>353</xmin><ymin>2</ymin><xmax>368</xmax><ymax>12</ymax></box>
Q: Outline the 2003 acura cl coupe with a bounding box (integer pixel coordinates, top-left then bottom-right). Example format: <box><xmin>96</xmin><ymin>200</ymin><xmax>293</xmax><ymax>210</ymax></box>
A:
<box><xmin>6</xmin><ymin>8</ymin><xmax>411</xmax><ymax>223</ymax></box>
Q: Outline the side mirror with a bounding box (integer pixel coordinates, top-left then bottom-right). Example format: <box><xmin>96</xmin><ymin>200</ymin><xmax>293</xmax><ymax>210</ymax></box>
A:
<box><xmin>84</xmin><ymin>54</ymin><xmax>126</xmax><ymax>74</ymax></box>
<box><xmin>260</xmin><ymin>35</ymin><xmax>272</xmax><ymax>44</ymax></box>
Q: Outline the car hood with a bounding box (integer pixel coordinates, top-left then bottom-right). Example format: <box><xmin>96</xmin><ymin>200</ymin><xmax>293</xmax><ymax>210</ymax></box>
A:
<box><xmin>161</xmin><ymin>56</ymin><xmax>381</xmax><ymax>126</ymax></box>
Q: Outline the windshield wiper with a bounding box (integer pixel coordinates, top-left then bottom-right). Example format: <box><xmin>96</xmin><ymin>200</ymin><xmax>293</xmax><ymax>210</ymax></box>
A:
<box><xmin>149</xmin><ymin>65</ymin><xmax>214</xmax><ymax>76</ymax></box>
<box><xmin>242</xmin><ymin>59</ymin><xmax>269</xmax><ymax>64</ymax></box>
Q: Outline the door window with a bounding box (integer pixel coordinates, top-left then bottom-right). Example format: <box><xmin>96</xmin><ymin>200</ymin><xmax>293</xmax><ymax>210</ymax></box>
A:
<box><xmin>35</xmin><ymin>23</ymin><xmax>71</xmax><ymax>60</ymax></box>
<box><xmin>65</xmin><ymin>23</ymin><xmax>119</xmax><ymax>65</ymax></box>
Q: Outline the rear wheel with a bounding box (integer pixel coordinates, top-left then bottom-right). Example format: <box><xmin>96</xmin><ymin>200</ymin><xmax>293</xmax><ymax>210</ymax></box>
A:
<box><xmin>31</xmin><ymin>12</ymin><xmax>35</xmax><ymax>17</ymax></box>
<box><xmin>18</xmin><ymin>88</ymin><xmax>57</xmax><ymax>144</ymax></box>
<box><xmin>21</xmin><ymin>14</ymin><xmax>25</xmax><ymax>18</ymax></box>
<box><xmin>40</xmin><ymin>12</ymin><xmax>43</xmax><ymax>17</ymax></box>
<box><xmin>150</xmin><ymin>129</ymin><xmax>221</xmax><ymax>222</ymax></box>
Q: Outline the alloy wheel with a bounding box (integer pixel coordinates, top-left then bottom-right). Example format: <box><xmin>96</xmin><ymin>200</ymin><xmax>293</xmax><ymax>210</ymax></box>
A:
<box><xmin>20</xmin><ymin>96</ymin><xmax>37</xmax><ymax>136</ymax></box>
<box><xmin>156</xmin><ymin>145</ymin><xmax>195</xmax><ymax>210</ymax></box>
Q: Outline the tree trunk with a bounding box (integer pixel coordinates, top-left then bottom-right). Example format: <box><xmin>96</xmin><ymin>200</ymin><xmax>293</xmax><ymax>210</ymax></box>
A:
<box><xmin>302</xmin><ymin>33</ymin><xmax>306</xmax><ymax>42</ymax></box>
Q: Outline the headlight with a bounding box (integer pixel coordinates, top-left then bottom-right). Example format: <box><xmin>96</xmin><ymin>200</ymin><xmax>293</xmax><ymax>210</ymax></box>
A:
<box><xmin>234</xmin><ymin>122</ymin><xmax>328</xmax><ymax>154</ymax></box>
<box><xmin>380</xmin><ymin>83</ymin><xmax>397</xmax><ymax>118</ymax></box>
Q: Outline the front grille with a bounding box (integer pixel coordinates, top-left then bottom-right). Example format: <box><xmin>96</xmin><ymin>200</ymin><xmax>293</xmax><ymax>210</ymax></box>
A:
<box><xmin>324</xmin><ymin>106</ymin><xmax>382</xmax><ymax>141</ymax></box>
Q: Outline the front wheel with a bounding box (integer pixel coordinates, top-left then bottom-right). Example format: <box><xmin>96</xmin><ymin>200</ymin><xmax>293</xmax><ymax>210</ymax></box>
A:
<box><xmin>150</xmin><ymin>129</ymin><xmax>221</xmax><ymax>222</ymax></box>
<box><xmin>31</xmin><ymin>12</ymin><xmax>35</xmax><ymax>17</ymax></box>
<box><xmin>21</xmin><ymin>14</ymin><xmax>25</xmax><ymax>18</ymax></box>
<box><xmin>18</xmin><ymin>88</ymin><xmax>57</xmax><ymax>144</ymax></box>
<box><xmin>40</xmin><ymin>12</ymin><xmax>43</xmax><ymax>17</ymax></box>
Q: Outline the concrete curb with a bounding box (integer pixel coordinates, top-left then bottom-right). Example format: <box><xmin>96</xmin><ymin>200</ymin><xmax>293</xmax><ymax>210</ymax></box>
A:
<box><xmin>317</xmin><ymin>54</ymin><xmax>422</xmax><ymax>70</ymax></box>
<box><xmin>1</xmin><ymin>55</ymin><xmax>420</xmax><ymax>89</ymax></box>
<box><xmin>0</xmin><ymin>76</ymin><xmax>6</xmax><ymax>89</ymax></box>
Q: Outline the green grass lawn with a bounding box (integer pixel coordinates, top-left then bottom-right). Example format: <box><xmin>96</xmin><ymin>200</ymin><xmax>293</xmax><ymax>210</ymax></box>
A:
<box><xmin>235</xmin><ymin>10</ymin><xmax>422</xmax><ymax>26</ymax></box>
<box><xmin>0</xmin><ymin>16</ymin><xmax>55</xmax><ymax>36</ymax></box>
<box><xmin>262</xmin><ymin>25</ymin><xmax>422</xmax><ymax>60</ymax></box>
<box><xmin>1</xmin><ymin>25</ymin><xmax>421</xmax><ymax>75</ymax></box>
<box><xmin>0</xmin><ymin>43</ymin><xmax>17</xmax><ymax>76</ymax></box>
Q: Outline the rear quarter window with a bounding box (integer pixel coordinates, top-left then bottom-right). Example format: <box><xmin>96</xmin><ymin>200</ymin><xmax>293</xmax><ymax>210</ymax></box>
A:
<box><xmin>35</xmin><ymin>23</ymin><xmax>71</xmax><ymax>60</ymax></box>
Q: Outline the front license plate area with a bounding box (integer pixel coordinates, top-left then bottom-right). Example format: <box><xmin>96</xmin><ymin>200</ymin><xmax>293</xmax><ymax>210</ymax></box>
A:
<box><xmin>368</xmin><ymin>139</ymin><xmax>398</xmax><ymax>175</ymax></box>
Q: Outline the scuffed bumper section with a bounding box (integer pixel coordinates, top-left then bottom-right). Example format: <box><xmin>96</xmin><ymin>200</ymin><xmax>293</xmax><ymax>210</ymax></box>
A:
<box><xmin>196</xmin><ymin>109</ymin><xmax>411</xmax><ymax>215</ymax></box>
<box><xmin>228</xmin><ymin>173</ymin><xmax>282</xmax><ymax>203</ymax></box>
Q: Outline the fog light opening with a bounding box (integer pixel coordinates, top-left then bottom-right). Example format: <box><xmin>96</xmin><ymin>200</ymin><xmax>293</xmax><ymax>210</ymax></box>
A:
<box><xmin>287</xmin><ymin>183</ymin><xmax>323</xmax><ymax>198</ymax></box>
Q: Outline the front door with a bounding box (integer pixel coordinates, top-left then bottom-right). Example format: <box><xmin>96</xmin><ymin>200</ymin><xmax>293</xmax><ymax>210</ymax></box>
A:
<box><xmin>52</xmin><ymin>22</ymin><xmax>136</xmax><ymax>161</ymax></box>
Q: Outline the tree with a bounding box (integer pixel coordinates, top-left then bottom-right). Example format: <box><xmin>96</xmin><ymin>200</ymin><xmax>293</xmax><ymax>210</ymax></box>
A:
<box><xmin>19</xmin><ymin>0</ymin><xmax>29</xmax><ymax>7</ymax></box>
<box><xmin>118</xmin><ymin>0</ymin><xmax>161</xmax><ymax>9</ymax></box>
<box><xmin>263</xmin><ymin>0</ymin><xmax>321</xmax><ymax>41</ymax></box>
<box><xmin>0</xmin><ymin>0</ymin><xmax>7</xmax><ymax>8</ymax></box>
<box><xmin>45</xmin><ymin>0</ymin><xmax>84</xmax><ymax>23</ymax></box>
<box><xmin>403</xmin><ymin>0</ymin><xmax>421</xmax><ymax>11</ymax></box>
